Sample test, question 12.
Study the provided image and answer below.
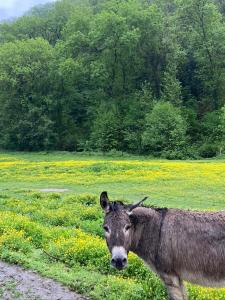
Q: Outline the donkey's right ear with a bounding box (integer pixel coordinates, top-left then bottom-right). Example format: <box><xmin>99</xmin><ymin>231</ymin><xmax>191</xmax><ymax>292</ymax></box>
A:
<box><xmin>100</xmin><ymin>191</ymin><xmax>111</xmax><ymax>213</ymax></box>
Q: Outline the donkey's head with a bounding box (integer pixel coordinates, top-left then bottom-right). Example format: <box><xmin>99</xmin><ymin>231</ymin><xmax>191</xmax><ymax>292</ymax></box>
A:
<box><xmin>100</xmin><ymin>191</ymin><xmax>147</xmax><ymax>270</ymax></box>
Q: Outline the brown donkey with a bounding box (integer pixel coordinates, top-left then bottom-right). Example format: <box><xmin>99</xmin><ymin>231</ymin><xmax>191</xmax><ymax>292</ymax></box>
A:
<box><xmin>100</xmin><ymin>191</ymin><xmax>225</xmax><ymax>300</ymax></box>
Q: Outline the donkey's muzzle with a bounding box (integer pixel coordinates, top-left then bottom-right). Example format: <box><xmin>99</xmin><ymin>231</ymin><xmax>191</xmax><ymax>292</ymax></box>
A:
<box><xmin>111</xmin><ymin>257</ymin><xmax>127</xmax><ymax>270</ymax></box>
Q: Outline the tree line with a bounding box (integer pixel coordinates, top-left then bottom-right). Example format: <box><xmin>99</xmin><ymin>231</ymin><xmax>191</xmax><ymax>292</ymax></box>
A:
<box><xmin>0</xmin><ymin>0</ymin><xmax>225</xmax><ymax>158</ymax></box>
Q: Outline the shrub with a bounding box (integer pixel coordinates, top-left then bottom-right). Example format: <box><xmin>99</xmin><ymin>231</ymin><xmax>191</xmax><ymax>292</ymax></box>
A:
<box><xmin>199</xmin><ymin>143</ymin><xmax>218</xmax><ymax>158</ymax></box>
<box><xmin>0</xmin><ymin>229</ymin><xmax>32</xmax><ymax>253</ymax></box>
<box><xmin>90</xmin><ymin>105</ymin><xmax>124</xmax><ymax>153</ymax></box>
<box><xmin>46</xmin><ymin>229</ymin><xmax>109</xmax><ymax>268</ymax></box>
<box><xmin>92</xmin><ymin>276</ymin><xmax>147</xmax><ymax>300</ymax></box>
<box><xmin>142</xmin><ymin>102</ymin><xmax>187</xmax><ymax>157</ymax></box>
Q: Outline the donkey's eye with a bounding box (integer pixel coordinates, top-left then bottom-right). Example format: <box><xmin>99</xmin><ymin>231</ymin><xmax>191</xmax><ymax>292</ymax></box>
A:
<box><xmin>103</xmin><ymin>225</ymin><xmax>109</xmax><ymax>233</ymax></box>
<box><xmin>125</xmin><ymin>225</ymin><xmax>131</xmax><ymax>231</ymax></box>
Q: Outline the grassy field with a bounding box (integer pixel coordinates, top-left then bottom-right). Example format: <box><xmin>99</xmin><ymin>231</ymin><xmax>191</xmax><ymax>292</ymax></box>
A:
<box><xmin>0</xmin><ymin>151</ymin><xmax>225</xmax><ymax>299</ymax></box>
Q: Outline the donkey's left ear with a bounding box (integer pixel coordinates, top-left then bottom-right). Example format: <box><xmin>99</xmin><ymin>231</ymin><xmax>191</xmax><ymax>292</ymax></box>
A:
<box><xmin>100</xmin><ymin>191</ymin><xmax>111</xmax><ymax>213</ymax></box>
<box><xmin>128</xmin><ymin>213</ymin><xmax>138</xmax><ymax>226</ymax></box>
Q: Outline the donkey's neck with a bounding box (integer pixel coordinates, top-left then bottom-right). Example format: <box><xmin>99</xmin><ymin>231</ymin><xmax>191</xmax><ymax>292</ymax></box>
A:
<box><xmin>130</xmin><ymin>207</ymin><xmax>167</xmax><ymax>267</ymax></box>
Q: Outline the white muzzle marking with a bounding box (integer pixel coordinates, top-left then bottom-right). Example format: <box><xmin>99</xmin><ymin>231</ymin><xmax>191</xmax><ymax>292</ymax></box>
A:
<box><xmin>112</xmin><ymin>246</ymin><xmax>127</xmax><ymax>259</ymax></box>
<box><xmin>111</xmin><ymin>246</ymin><xmax>128</xmax><ymax>270</ymax></box>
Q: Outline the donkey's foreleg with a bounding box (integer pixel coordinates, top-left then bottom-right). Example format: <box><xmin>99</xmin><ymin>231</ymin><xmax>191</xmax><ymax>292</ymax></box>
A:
<box><xmin>160</xmin><ymin>274</ymin><xmax>185</xmax><ymax>300</ymax></box>
<box><xmin>180</xmin><ymin>281</ymin><xmax>188</xmax><ymax>300</ymax></box>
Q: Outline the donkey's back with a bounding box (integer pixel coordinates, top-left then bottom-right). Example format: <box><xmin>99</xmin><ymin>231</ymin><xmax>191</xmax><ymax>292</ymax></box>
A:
<box><xmin>160</xmin><ymin>209</ymin><xmax>225</xmax><ymax>287</ymax></box>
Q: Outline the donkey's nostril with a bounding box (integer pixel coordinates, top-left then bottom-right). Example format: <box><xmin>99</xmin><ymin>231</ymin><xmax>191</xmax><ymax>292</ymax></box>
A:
<box><xmin>122</xmin><ymin>258</ymin><xmax>127</xmax><ymax>263</ymax></box>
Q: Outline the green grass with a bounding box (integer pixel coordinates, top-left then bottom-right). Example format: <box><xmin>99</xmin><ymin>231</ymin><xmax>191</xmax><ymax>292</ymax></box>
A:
<box><xmin>0</xmin><ymin>280</ymin><xmax>23</xmax><ymax>300</ymax></box>
<box><xmin>0</xmin><ymin>151</ymin><xmax>225</xmax><ymax>299</ymax></box>
<box><xmin>0</xmin><ymin>151</ymin><xmax>225</xmax><ymax>209</ymax></box>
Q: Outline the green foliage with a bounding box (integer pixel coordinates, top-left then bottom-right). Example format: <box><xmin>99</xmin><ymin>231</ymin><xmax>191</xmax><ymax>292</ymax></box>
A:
<box><xmin>0</xmin><ymin>38</ymin><xmax>55</xmax><ymax>150</ymax></box>
<box><xmin>123</xmin><ymin>85</ymin><xmax>154</xmax><ymax>153</ymax></box>
<box><xmin>218</xmin><ymin>105</ymin><xmax>225</xmax><ymax>152</ymax></box>
<box><xmin>176</xmin><ymin>0</ymin><xmax>225</xmax><ymax>110</ymax></box>
<box><xmin>142</xmin><ymin>102</ymin><xmax>187</xmax><ymax>157</ymax></box>
<box><xmin>0</xmin><ymin>0</ymin><xmax>225</xmax><ymax>156</ymax></box>
<box><xmin>199</xmin><ymin>143</ymin><xmax>219</xmax><ymax>158</ymax></box>
<box><xmin>90</xmin><ymin>104</ymin><xmax>124</xmax><ymax>153</ymax></box>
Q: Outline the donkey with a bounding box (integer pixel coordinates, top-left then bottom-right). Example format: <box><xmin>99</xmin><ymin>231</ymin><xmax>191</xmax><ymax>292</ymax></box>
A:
<box><xmin>100</xmin><ymin>191</ymin><xmax>225</xmax><ymax>300</ymax></box>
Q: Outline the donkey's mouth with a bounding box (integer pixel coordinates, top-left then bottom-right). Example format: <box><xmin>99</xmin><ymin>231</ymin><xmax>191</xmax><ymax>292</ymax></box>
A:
<box><xmin>115</xmin><ymin>264</ymin><xmax>127</xmax><ymax>271</ymax></box>
<box><xmin>111</xmin><ymin>257</ymin><xmax>128</xmax><ymax>270</ymax></box>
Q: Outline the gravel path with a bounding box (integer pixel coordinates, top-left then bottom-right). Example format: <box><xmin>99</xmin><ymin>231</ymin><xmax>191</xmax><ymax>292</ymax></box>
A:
<box><xmin>0</xmin><ymin>261</ymin><xmax>87</xmax><ymax>300</ymax></box>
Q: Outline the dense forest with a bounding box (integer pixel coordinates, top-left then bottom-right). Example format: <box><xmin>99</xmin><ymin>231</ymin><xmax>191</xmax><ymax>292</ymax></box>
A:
<box><xmin>0</xmin><ymin>0</ymin><xmax>225</xmax><ymax>158</ymax></box>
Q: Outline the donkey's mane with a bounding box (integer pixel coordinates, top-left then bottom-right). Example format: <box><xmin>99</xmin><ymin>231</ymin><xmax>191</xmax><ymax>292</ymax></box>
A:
<box><xmin>109</xmin><ymin>201</ymin><xmax>125</xmax><ymax>211</ymax></box>
<box><xmin>142</xmin><ymin>205</ymin><xmax>168</xmax><ymax>212</ymax></box>
<box><xmin>110</xmin><ymin>201</ymin><xmax>167</xmax><ymax>213</ymax></box>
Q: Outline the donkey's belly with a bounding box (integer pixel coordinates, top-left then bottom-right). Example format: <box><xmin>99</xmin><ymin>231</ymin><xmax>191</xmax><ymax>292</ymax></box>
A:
<box><xmin>181</xmin><ymin>271</ymin><xmax>225</xmax><ymax>288</ymax></box>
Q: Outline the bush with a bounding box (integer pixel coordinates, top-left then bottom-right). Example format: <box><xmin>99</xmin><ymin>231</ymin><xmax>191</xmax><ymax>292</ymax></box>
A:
<box><xmin>90</xmin><ymin>105</ymin><xmax>124</xmax><ymax>153</ymax></box>
<box><xmin>142</xmin><ymin>102</ymin><xmax>187</xmax><ymax>157</ymax></box>
<box><xmin>199</xmin><ymin>143</ymin><xmax>218</xmax><ymax>158</ymax></box>
<box><xmin>0</xmin><ymin>229</ymin><xmax>32</xmax><ymax>253</ymax></box>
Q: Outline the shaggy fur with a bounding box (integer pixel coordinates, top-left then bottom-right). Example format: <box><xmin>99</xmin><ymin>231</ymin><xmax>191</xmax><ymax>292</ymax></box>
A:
<box><xmin>100</xmin><ymin>192</ymin><xmax>225</xmax><ymax>300</ymax></box>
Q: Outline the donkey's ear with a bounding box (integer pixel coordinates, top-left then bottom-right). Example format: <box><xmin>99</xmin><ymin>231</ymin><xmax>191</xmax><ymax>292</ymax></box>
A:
<box><xmin>100</xmin><ymin>191</ymin><xmax>111</xmax><ymax>213</ymax></box>
<box><xmin>129</xmin><ymin>213</ymin><xmax>139</xmax><ymax>226</ymax></box>
<box><xmin>128</xmin><ymin>196</ymin><xmax>148</xmax><ymax>212</ymax></box>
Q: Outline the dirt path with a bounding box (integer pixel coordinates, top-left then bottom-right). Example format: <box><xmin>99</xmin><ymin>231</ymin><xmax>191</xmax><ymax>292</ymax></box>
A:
<box><xmin>0</xmin><ymin>261</ymin><xmax>87</xmax><ymax>300</ymax></box>
<box><xmin>39</xmin><ymin>189</ymin><xmax>69</xmax><ymax>193</ymax></box>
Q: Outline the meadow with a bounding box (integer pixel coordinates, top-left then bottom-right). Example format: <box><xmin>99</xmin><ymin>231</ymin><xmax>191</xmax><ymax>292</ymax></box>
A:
<box><xmin>0</xmin><ymin>151</ymin><xmax>225</xmax><ymax>299</ymax></box>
